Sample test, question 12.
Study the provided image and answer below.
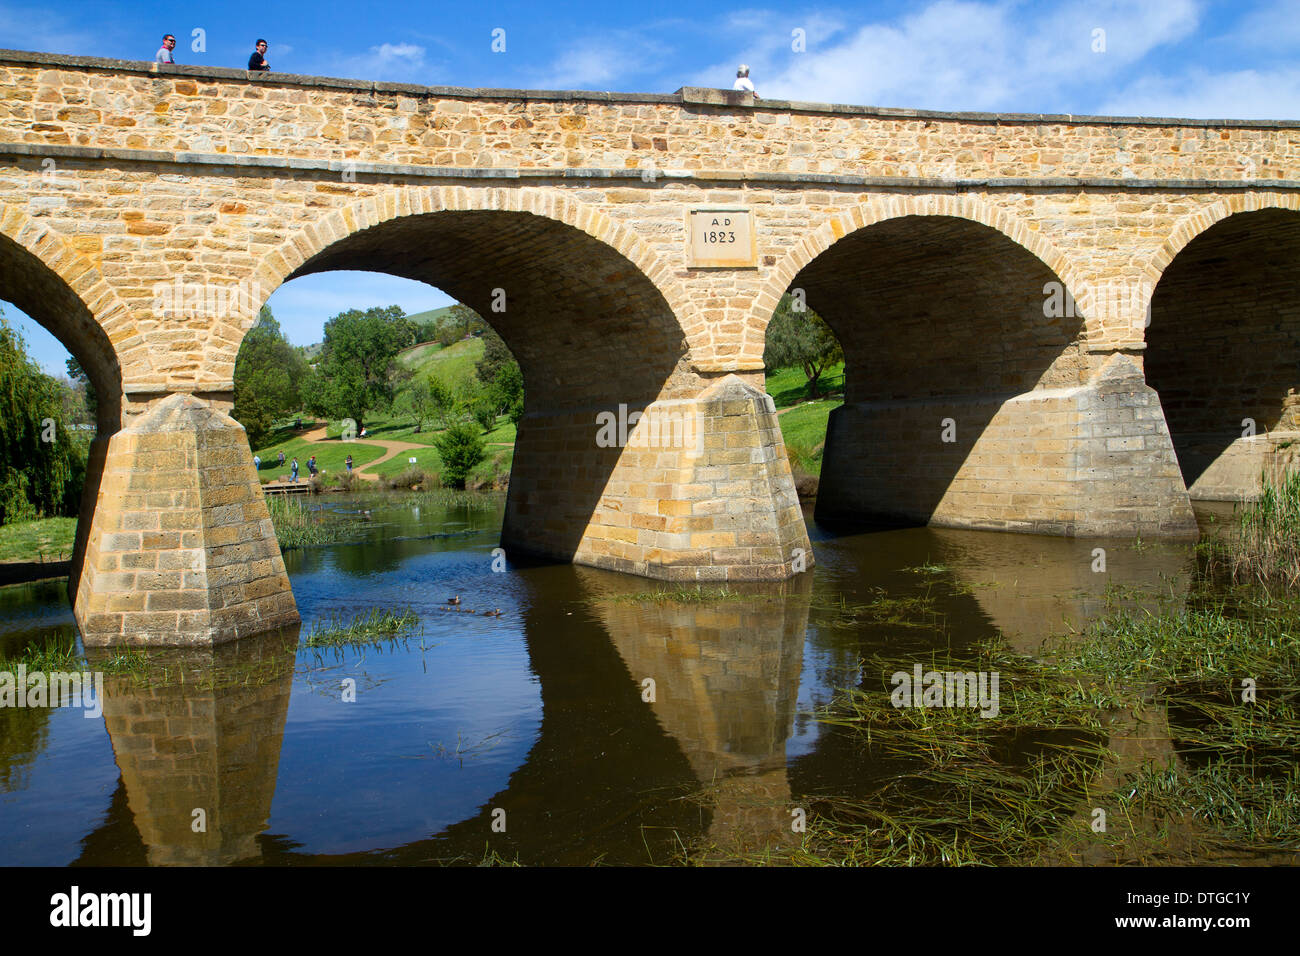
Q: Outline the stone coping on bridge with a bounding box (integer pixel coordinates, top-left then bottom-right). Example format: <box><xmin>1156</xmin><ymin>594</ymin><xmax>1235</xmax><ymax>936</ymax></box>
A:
<box><xmin>3</xmin><ymin>140</ymin><xmax>1297</xmax><ymax>193</ymax></box>
<box><xmin>4</xmin><ymin>47</ymin><xmax>1299</xmax><ymax>130</ymax></box>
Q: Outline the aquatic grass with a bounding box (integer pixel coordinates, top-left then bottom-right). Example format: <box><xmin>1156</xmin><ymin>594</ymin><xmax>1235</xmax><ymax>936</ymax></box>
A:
<box><xmin>681</xmin><ymin>587</ymin><xmax>1300</xmax><ymax>866</ymax></box>
<box><xmin>267</xmin><ymin>496</ymin><xmax>356</xmax><ymax>549</ymax></box>
<box><xmin>1227</xmin><ymin>470</ymin><xmax>1300</xmax><ymax>588</ymax></box>
<box><xmin>0</xmin><ymin>632</ymin><xmax>81</xmax><ymax>672</ymax></box>
<box><xmin>303</xmin><ymin>607</ymin><xmax>422</xmax><ymax>647</ymax></box>
<box><xmin>809</xmin><ymin>590</ymin><xmax>941</xmax><ymax>629</ymax></box>
<box><xmin>1120</xmin><ymin>761</ymin><xmax>1300</xmax><ymax>849</ymax></box>
<box><xmin>613</xmin><ymin>585</ymin><xmax>752</xmax><ymax>605</ymax></box>
<box><xmin>1051</xmin><ymin>602</ymin><xmax>1300</xmax><ymax>692</ymax></box>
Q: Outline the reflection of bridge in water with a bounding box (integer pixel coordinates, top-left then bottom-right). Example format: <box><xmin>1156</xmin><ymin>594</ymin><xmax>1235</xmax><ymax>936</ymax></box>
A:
<box><xmin>66</xmin><ymin>522</ymin><xmax>1203</xmax><ymax>865</ymax></box>
<box><xmin>72</xmin><ymin>567</ymin><xmax>812</xmax><ymax>865</ymax></box>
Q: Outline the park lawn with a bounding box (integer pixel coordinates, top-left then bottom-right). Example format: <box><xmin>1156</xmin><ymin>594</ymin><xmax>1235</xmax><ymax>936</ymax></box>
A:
<box><xmin>0</xmin><ymin>516</ymin><xmax>78</xmax><ymax>563</ymax></box>
<box><xmin>251</xmin><ymin>437</ymin><xmax>387</xmax><ymax>482</ymax></box>
<box><xmin>371</xmin><ymin>445</ymin><xmax>442</xmax><ymax>477</ymax></box>
<box><xmin>379</xmin><ymin>414</ymin><xmax>516</xmax><ymax>446</ymax></box>
<box><xmin>370</xmin><ymin>442</ymin><xmax>513</xmax><ymax>486</ymax></box>
<box><xmin>483</xmin><ymin>419</ymin><xmax>517</xmax><ymax>444</ymax></box>
<box><xmin>778</xmin><ymin>398</ymin><xmax>842</xmax><ymax>477</ymax></box>
<box><xmin>765</xmin><ymin>362</ymin><xmax>845</xmax><ymax>409</ymax></box>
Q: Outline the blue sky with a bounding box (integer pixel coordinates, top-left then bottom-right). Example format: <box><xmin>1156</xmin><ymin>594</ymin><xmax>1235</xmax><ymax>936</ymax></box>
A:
<box><xmin>2</xmin><ymin>0</ymin><xmax>1295</xmax><ymax>374</ymax></box>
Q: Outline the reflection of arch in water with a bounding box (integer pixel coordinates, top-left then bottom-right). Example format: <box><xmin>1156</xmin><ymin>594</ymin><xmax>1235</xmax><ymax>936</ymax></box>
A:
<box><xmin>85</xmin><ymin>627</ymin><xmax>298</xmax><ymax>865</ymax></box>
<box><xmin>924</xmin><ymin>527</ymin><xmax>1194</xmax><ymax>656</ymax></box>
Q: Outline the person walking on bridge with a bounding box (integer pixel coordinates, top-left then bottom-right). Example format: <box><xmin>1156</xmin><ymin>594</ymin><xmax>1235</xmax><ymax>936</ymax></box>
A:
<box><xmin>290</xmin><ymin>457</ymin><xmax>299</xmax><ymax>482</ymax></box>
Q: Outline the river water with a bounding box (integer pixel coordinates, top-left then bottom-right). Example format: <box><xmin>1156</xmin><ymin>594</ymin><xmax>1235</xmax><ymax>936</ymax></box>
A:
<box><xmin>0</xmin><ymin>493</ymin><xmax>1239</xmax><ymax>865</ymax></box>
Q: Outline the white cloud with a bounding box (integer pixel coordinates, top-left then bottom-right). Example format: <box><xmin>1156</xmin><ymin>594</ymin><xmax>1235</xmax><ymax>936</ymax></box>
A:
<box><xmin>528</xmin><ymin>32</ymin><xmax>673</xmax><ymax>90</ymax></box>
<box><xmin>374</xmin><ymin>42</ymin><xmax>426</xmax><ymax>61</ymax></box>
<box><xmin>325</xmin><ymin>41</ymin><xmax>434</xmax><ymax>83</ymax></box>
<box><xmin>1100</xmin><ymin>66</ymin><xmax>1300</xmax><ymax>120</ymax></box>
<box><xmin>686</xmin><ymin>0</ymin><xmax>1201</xmax><ymax>111</ymax></box>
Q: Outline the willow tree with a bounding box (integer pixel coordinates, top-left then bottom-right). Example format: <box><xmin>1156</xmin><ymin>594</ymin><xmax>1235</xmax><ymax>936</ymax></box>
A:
<box><xmin>0</xmin><ymin>311</ymin><xmax>85</xmax><ymax>524</ymax></box>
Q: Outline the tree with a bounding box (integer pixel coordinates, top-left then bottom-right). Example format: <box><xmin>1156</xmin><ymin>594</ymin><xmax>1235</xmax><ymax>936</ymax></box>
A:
<box><xmin>446</xmin><ymin>303</ymin><xmax>485</xmax><ymax>340</ymax></box>
<box><xmin>0</xmin><ymin>311</ymin><xmax>85</xmax><ymax>524</ymax></box>
<box><xmin>475</xmin><ymin>326</ymin><xmax>516</xmax><ymax>386</ymax></box>
<box><xmin>763</xmin><ymin>294</ymin><xmax>843</xmax><ymax>399</ymax></box>
<box><xmin>435</xmin><ymin>422</ymin><xmax>486</xmax><ymax>489</ymax></box>
<box><xmin>489</xmin><ymin>360</ymin><xmax>524</xmax><ymax>427</ymax></box>
<box><xmin>303</xmin><ymin>305</ymin><xmax>408</xmax><ymax>434</ymax></box>
<box><xmin>402</xmin><ymin>374</ymin><xmax>456</xmax><ymax>433</ymax></box>
<box><xmin>232</xmin><ymin>307</ymin><xmax>310</xmax><ymax>449</ymax></box>
<box><xmin>65</xmin><ymin>356</ymin><xmax>97</xmax><ymax>423</ymax></box>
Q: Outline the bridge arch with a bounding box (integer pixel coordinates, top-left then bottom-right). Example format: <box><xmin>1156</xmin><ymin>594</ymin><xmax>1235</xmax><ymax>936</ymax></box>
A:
<box><xmin>0</xmin><ymin>204</ymin><xmax>132</xmax><ymax>430</ymax></box>
<box><xmin>201</xmin><ymin>186</ymin><xmax>695</xmax><ymax>389</ymax></box>
<box><xmin>1144</xmin><ymin>196</ymin><xmax>1300</xmax><ymax>498</ymax></box>
<box><xmin>762</xmin><ymin>204</ymin><xmax>1103</xmax><ymax>534</ymax></box>
<box><xmin>236</xmin><ymin>184</ymin><xmax>718</xmax><ymax>571</ymax></box>
<box><xmin>1147</xmin><ymin>191</ymin><xmax>1300</xmax><ymax>284</ymax></box>
<box><xmin>749</xmin><ymin>195</ymin><xmax>1087</xmax><ymax>357</ymax></box>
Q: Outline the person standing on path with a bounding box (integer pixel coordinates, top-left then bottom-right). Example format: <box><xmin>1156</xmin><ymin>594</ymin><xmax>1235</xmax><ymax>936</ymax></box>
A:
<box><xmin>290</xmin><ymin>457</ymin><xmax>299</xmax><ymax>482</ymax></box>
<box><xmin>248</xmin><ymin>39</ymin><xmax>270</xmax><ymax>71</ymax></box>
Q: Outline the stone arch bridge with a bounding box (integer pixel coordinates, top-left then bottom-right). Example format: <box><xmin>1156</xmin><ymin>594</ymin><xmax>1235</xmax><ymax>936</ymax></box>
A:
<box><xmin>2</xmin><ymin>49</ymin><xmax>1298</xmax><ymax>646</ymax></box>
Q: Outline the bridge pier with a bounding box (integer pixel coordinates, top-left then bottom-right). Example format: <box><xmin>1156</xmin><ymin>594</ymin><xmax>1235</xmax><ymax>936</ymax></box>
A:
<box><xmin>504</xmin><ymin>374</ymin><xmax>813</xmax><ymax>581</ymax></box>
<box><xmin>817</xmin><ymin>353</ymin><xmax>1198</xmax><ymax>538</ymax></box>
<box><xmin>73</xmin><ymin>393</ymin><xmax>299</xmax><ymax>647</ymax></box>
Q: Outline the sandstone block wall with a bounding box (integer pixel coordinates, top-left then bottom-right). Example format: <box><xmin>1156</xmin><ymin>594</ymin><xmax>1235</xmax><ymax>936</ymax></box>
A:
<box><xmin>74</xmin><ymin>394</ymin><xmax>298</xmax><ymax>645</ymax></box>
<box><xmin>506</xmin><ymin>375</ymin><xmax>811</xmax><ymax>581</ymax></box>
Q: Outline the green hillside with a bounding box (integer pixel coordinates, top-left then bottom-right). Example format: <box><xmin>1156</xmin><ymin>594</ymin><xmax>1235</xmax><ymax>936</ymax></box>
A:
<box><xmin>404</xmin><ymin>305</ymin><xmax>458</xmax><ymax>328</ymax></box>
<box><xmin>398</xmin><ymin>336</ymin><xmax>484</xmax><ymax>390</ymax></box>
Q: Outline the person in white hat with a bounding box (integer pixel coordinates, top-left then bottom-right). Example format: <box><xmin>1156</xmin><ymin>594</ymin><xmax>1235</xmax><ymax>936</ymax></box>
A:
<box><xmin>733</xmin><ymin>64</ymin><xmax>759</xmax><ymax>98</ymax></box>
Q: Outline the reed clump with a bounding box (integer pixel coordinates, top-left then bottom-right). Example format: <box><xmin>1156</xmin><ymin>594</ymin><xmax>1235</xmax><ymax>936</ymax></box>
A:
<box><xmin>303</xmin><ymin>607</ymin><xmax>422</xmax><ymax>647</ymax></box>
<box><xmin>1227</xmin><ymin>471</ymin><xmax>1300</xmax><ymax>588</ymax></box>
<box><xmin>267</xmin><ymin>496</ymin><xmax>351</xmax><ymax>550</ymax></box>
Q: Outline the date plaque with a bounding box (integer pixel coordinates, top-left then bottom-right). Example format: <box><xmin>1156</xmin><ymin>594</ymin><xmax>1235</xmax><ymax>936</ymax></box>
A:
<box><xmin>686</xmin><ymin>207</ymin><xmax>757</xmax><ymax>268</ymax></box>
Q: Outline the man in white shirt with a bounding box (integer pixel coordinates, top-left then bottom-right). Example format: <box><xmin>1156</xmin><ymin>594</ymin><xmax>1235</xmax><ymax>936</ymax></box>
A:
<box><xmin>156</xmin><ymin>34</ymin><xmax>176</xmax><ymax>64</ymax></box>
<box><xmin>733</xmin><ymin>64</ymin><xmax>759</xmax><ymax>99</ymax></box>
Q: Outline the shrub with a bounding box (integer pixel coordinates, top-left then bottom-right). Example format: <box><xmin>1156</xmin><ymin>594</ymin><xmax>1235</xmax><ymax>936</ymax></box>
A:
<box><xmin>385</xmin><ymin>466</ymin><xmax>431</xmax><ymax>490</ymax></box>
<box><xmin>434</xmin><ymin>423</ymin><xmax>486</xmax><ymax>489</ymax></box>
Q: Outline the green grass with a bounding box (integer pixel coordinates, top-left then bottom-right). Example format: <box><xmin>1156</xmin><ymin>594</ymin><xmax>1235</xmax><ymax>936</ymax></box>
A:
<box><xmin>765</xmin><ymin>362</ymin><xmax>844</xmax><ymax>409</ymax></box>
<box><xmin>778</xmin><ymin>398</ymin><xmax>841</xmax><ymax>478</ymax></box>
<box><xmin>303</xmin><ymin>607</ymin><xmax>422</xmax><ymax>647</ymax></box>
<box><xmin>0</xmin><ymin>632</ymin><xmax>81</xmax><ymax>671</ymax></box>
<box><xmin>251</xmin><ymin>437</ymin><xmax>387</xmax><ymax>483</ymax></box>
<box><xmin>398</xmin><ymin>336</ymin><xmax>484</xmax><ymax>390</ymax></box>
<box><xmin>0</xmin><ymin>516</ymin><xmax>77</xmax><ymax>563</ymax></box>
<box><xmin>369</xmin><ymin>442</ymin><xmax>513</xmax><ymax>487</ymax></box>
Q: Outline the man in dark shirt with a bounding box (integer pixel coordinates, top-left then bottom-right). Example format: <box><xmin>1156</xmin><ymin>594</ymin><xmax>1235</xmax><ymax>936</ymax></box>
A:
<box><xmin>248</xmin><ymin>39</ymin><xmax>270</xmax><ymax>71</ymax></box>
